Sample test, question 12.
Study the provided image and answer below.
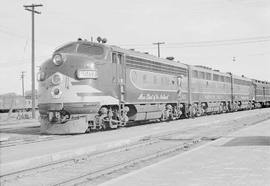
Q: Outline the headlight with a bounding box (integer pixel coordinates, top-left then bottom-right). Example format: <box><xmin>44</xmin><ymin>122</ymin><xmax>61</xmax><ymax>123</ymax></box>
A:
<box><xmin>37</xmin><ymin>71</ymin><xmax>45</xmax><ymax>81</ymax></box>
<box><xmin>52</xmin><ymin>54</ymin><xmax>65</xmax><ymax>66</ymax></box>
<box><xmin>51</xmin><ymin>73</ymin><xmax>62</xmax><ymax>85</ymax></box>
<box><xmin>51</xmin><ymin>86</ymin><xmax>62</xmax><ymax>98</ymax></box>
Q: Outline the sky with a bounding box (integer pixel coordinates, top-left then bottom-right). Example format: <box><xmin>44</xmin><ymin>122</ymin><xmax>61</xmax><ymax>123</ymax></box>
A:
<box><xmin>0</xmin><ymin>0</ymin><xmax>269</xmax><ymax>95</ymax></box>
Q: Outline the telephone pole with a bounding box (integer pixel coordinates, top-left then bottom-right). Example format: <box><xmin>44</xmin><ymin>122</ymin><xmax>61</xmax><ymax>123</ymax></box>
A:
<box><xmin>153</xmin><ymin>42</ymin><xmax>165</xmax><ymax>57</ymax></box>
<box><xmin>21</xmin><ymin>71</ymin><xmax>26</xmax><ymax>97</ymax></box>
<box><xmin>23</xmin><ymin>4</ymin><xmax>43</xmax><ymax>119</ymax></box>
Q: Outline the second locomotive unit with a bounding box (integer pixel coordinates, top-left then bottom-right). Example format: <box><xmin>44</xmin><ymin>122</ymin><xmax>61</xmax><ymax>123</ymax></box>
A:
<box><xmin>37</xmin><ymin>38</ymin><xmax>270</xmax><ymax>134</ymax></box>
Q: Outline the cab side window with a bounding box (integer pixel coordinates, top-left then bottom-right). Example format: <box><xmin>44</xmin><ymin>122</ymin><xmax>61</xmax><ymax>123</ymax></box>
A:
<box><xmin>112</xmin><ymin>53</ymin><xmax>117</xmax><ymax>63</ymax></box>
<box><xmin>112</xmin><ymin>53</ymin><xmax>122</xmax><ymax>64</ymax></box>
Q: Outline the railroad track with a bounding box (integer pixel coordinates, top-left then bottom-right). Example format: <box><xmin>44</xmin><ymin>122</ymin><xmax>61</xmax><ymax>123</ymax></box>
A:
<box><xmin>1</xmin><ymin>130</ymin><xmax>207</xmax><ymax>186</ymax></box>
<box><xmin>54</xmin><ymin>135</ymin><xmax>213</xmax><ymax>186</ymax></box>
<box><xmin>0</xmin><ymin>121</ymin><xmax>40</xmax><ymax>131</ymax></box>
<box><xmin>0</xmin><ymin>124</ymin><xmax>73</xmax><ymax>148</ymax></box>
<box><xmin>2</xmin><ymin>112</ymin><xmax>269</xmax><ymax>186</ymax></box>
<box><xmin>0</xmin><ymin>109</ymin><xmax>268</xmax><ymax>148</ymax></box>
<box><xmin>0</xmin><ymin>134</ymin><xmax>70</xmax><ymax>148</ymax></box>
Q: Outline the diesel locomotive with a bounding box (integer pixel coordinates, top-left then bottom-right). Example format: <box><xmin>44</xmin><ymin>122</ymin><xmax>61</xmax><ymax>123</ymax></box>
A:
<box><xmin>37</xmin><ymin>39</ymin><xmax>270</xmax><ymax>134</ymax></box>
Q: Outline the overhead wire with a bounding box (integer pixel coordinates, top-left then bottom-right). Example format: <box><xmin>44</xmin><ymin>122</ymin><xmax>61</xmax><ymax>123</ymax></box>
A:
<box><xmin>119</xmin><ymin>35</ymin><xmax>270</xmax><ymax>48</ymax></box>
<box><xmin>1</xmin><ymin>27</ymin><xmax>270</xmax><ymax>66</ymax></box>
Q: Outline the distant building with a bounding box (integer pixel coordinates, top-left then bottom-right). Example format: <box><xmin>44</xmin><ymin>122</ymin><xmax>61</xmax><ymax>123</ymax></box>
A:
<box><xmin>0</xmin><ymin>90</ymin><xmax>38</xmax><ymax>112</ymax></box>
<box><xmin>25</xmin><ymin>90</ymin><xmax>38</xmax><ymax>100</ymax></box>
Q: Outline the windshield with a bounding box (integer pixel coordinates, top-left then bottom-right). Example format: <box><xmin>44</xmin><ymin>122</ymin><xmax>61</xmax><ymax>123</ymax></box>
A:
<box><xmin>54</xmin><ymin>43</ymin><xmax>76</xmax><ymax>53</ymax></box>
<box><xmin>77</xmin><ymin>44</ymin><xmax>104</xmax><ymax>56</ymax></box>
<box><xmin>54</xmin><ymin>42</ymin><xmax>106</xmax><ymax>58</ymax></box>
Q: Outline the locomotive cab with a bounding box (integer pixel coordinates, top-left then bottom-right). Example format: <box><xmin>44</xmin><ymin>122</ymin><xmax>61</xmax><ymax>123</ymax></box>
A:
<box><xmin>37</xmin><ymin>40</ymin><xmax>117</xmax><ymax>134</ymax></box>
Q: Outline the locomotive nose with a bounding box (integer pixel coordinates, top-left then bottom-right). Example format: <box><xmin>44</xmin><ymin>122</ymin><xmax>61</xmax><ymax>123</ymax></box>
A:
<box><xmin>51</xmin><ymin>73</ymin><xmax>63</xmax><ymax>85</ymax></box>
<box><xmin>76</xmin><ymin>62</ymin><xmax>98</xmax><ymax>80</ymax></box>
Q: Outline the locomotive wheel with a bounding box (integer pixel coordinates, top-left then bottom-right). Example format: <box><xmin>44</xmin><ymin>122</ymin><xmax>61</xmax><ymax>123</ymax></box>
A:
<box><xmin>160</xmin><ymin>113</ymin><xmax>171</xmax><ymax>122</ymax></box>
<box><xmin>101</xmin><ymin>120</ymin><xmax>108</xmax><ymax>130</ymax></box>
<box><xmin>102</xmin><ymin>119</ymin><xmax>117</xmax><ymax>130</ymax></box>
<box><xmin>119</xmin><ymin>120</ymin><xmax>127</xmax><ymax>127</ymax></box>
<box><xmin>160</xmin><ymin>112</ymin><xmax>166</xmax><ymax>122</ymax></box>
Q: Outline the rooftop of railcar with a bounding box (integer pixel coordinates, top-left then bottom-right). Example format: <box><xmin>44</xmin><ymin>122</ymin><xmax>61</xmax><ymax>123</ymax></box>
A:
<box><xmin>232</xmin><ymin>74</ymin><xmax>252</xmax><ymax>82</ymax></box>
<box><xmin>192</xmin><ymin>65</ymin><xmax>231</xmax><ymax>77</ymax></box>
<box><xmin>252</xmin><ymin>79</ymin><xmax>270</xmax><ymax>86</ymax></box>
<box><xmin>53</xmin><ymin>40</ymin><xmax>188</xmax><ymax>70</ymax></box>
<box><xmin>51</xmin><ymin>40</ymin><xmax>268</xmax><ymax>86</ymax></box>
<box><xmin>193</xmin><ymin>65</ymin><xmax>254</xmax><ymax>82</ymax></box>
<box><xmin>110</xmin><ymin>45</ymin><xmax>188</xmax><ymax>70</ymax></box>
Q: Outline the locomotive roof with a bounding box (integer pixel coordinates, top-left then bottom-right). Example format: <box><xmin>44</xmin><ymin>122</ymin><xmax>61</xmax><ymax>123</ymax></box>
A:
<box><xmin>54</xmin><ymin>40</ymin><xmax>188</xmax><ymax>69</ymax></box>
<box><xmin>252</xmin><ymin>79</ymin><xmax>270</xmax><ymax>85</ymax></box>
<box><xmin>192</xmin><ymin>64</ymin><xmax>252</xmax><ymax>82</ymax></box>
<box><xmin>109</xmin><ymin>44</ymin><xmax>188</xmax><ymax>70</ymax></box>
<box><xmin>191</xmin><ymin>65</ymin><xmax>230</xmax><ymax>77</ymax></box>
<box><xmin>232</xmin><ymin>74</ymin><xmax>252</xmax><ymax>82</ymax></box>
<box><xmin>53</xmin><ymin>40</ymin><xmax>268</xmax><ymax>84</ymax></box>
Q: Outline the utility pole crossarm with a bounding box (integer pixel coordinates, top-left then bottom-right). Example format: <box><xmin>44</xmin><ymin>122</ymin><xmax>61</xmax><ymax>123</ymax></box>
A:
<box><xmin>24</xmin><ymin>8</ymin><xmax>41</xmax><ymax>14</ymax></box>
<box><xmin>153</xmin><ymin>42</ymin><xmax>165</xmax><ymax>45</ymax></box>
<box><xmin>24</xmin><ymin>4</ymin><xmax>43</xmax><ymax>8</ymax></box>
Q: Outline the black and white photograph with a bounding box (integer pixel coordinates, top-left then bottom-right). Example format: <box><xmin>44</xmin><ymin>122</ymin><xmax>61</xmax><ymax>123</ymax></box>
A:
<box><xmin>0</xmin><ymin>0</ymin><xmax>270</xmax><ymax>185</ymax></box>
